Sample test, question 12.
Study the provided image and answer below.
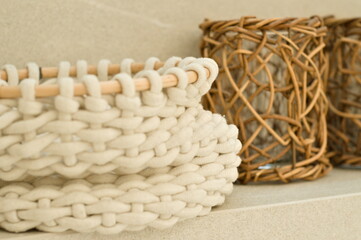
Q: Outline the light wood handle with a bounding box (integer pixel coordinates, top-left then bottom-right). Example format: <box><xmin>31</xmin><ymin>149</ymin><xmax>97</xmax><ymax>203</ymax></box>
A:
<box><xmin>0</xmin><ymin>63</ymin><xmax>209</xmax><ymax>99</ymax></box>
<box><xmin>0</xmin><ymin>62</ymin><xmax>165</xmax><ymax>80</ymax></box>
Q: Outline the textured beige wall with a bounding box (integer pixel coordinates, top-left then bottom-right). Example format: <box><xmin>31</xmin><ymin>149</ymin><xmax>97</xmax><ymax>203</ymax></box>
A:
<box><xmin>0</xmin><ymin>0</ymin><xmax>360</xmax><ymax>67</ymax></box>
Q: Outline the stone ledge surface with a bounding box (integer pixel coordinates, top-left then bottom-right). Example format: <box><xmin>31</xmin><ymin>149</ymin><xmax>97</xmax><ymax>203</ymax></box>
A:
<box><xmin>1</xmin><ymin>169</ymin><xmax>360</xmax><ymax>240</ymax></box>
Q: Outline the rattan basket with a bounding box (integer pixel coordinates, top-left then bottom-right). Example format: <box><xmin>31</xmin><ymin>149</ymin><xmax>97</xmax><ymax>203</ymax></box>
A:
<box><xmin>0</xmin><ymin>57</ymin><xmax>242</xmax><ymax>233</ymax></box>
<box><xmin>200</xmin><ymin>16</ymin><xmax>332</xmax><ymax>183</ymax></box>
<box><xmin>324</xmin><ymin>16</ymin><xmax>361</xmax><ymax>166</ymax></box>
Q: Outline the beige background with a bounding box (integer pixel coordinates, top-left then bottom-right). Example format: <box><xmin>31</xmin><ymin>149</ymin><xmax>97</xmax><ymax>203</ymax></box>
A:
<box><xmin>0</xmin><ymin>0</ymin><xmax>359</xmax><ymax>67</ymax></box>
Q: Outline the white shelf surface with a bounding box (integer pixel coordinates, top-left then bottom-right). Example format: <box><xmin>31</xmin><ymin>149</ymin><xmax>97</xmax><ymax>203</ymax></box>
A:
<box><xmin>1</xmin><ymin>168</ymin><xmax>361</xmax><ymax>240</ymax></box>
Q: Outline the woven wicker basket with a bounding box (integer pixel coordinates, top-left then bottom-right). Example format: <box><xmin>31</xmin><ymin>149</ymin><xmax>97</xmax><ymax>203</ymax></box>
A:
<box><xmin>200</xmin><ymin>16</ymin><xmax>332</xmax><ymax>183</ymax></box>
<box><xmin>324</xmin><ymin>17</ymin><xmax>361</xmax><ymax>166</ymax></box>
<box><xmin>0</xmin><ymin>57</ymin><xmax>242</xmax><ymax>233</ymax></box>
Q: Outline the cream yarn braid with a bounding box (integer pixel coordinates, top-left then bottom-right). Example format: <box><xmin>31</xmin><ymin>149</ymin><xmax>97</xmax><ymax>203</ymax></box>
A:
<box><xmin>0</xmin><ymin>57</ymin><xmax>242</xmax><ymax>234</ymax></box>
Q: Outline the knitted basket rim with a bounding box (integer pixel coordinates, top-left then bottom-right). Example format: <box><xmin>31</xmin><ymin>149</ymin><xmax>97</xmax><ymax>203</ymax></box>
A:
<box><xmin>0</xmin><ymin>58</ymin><xmax>213</xmax><ymax>99</ymax></box>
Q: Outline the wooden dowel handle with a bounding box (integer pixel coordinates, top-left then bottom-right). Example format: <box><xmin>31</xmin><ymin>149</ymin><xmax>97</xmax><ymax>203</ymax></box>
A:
<box><xmin>0</xmin><ymin>62</ymin><xmax>165</xmax><ymax>80</ymax></box>
<box><xmin>0</xmin><ymin>69</ymin><xmax>209</xmax><ymax>99</ymax></box>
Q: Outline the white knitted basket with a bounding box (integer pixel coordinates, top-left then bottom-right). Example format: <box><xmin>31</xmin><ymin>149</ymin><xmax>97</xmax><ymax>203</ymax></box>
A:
<box><xmin>0</xmin><ymin>57</ymin><xmax>242</xmax><ymax>234</ymax></box>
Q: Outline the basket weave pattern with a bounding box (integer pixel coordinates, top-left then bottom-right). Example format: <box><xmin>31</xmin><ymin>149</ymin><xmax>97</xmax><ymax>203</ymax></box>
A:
<box><xmin>324</xmin><ymin>17</ymin><xmax>361</xmax><ymax>166</ymax></box>
<box><xmin>0</xmin><ymin>57</ymin><xmax>241</xmax><ymax>233</ymax></box>
<box><xmin>200</xmin><ymin>17</ymin><xmax>332</xmax><ymax>183</ymax></box>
